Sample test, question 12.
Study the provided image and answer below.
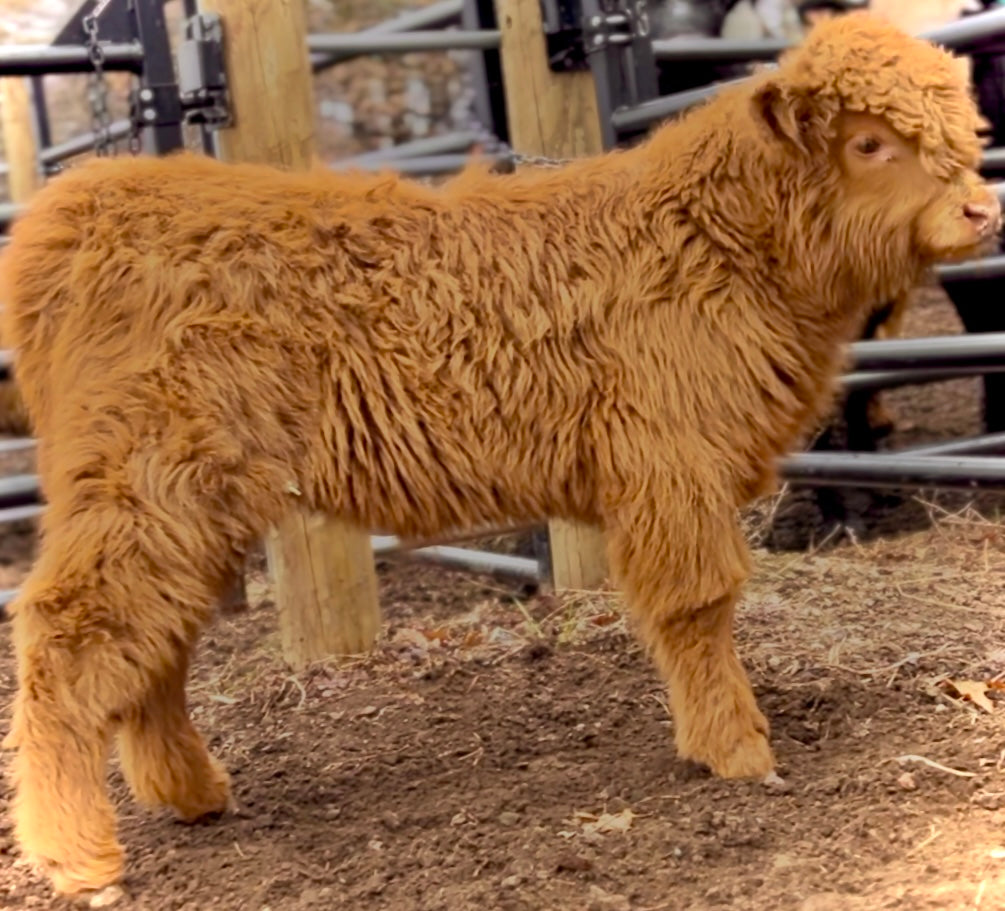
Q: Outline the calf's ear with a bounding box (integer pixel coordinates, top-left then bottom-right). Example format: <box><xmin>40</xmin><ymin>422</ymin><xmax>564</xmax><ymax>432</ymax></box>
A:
<box><xmin>749</xmin><ymin>77</ymin><xmax>835</xmax><ymax>156</ymax></box>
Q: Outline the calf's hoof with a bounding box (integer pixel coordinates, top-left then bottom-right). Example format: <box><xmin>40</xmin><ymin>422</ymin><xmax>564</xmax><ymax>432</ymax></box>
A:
<box><xmin>33</xmin><ymin>842</ymin><xmax>125</xmax><ymax>897</ymax></box>
<box><xmin>166</xmin><ymin>757</ymin><xmax>234</xmax><ymax>824</ymax></box>
<box><xmin>702</xmin><ymin>728</ymin><xmax>776</xmax><ymax>779</ymax></box>
<box><xmin>676</xmin><ymin>704</ymin><xmax>775</xmax><ymax>779</ymax></box>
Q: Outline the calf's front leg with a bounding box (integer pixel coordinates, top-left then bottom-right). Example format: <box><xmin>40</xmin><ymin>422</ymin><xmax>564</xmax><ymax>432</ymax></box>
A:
<box><xmin>607</xmin><ymin>499</ymin><xmax>774</xmax><ymax>778</ymax></box>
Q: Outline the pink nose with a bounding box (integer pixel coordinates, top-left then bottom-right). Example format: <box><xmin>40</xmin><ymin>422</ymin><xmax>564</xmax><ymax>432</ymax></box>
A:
<box><xmin>964</xmin><ymin>194</ymin><xmax>1003</xmax><ymax>237</ymax></box>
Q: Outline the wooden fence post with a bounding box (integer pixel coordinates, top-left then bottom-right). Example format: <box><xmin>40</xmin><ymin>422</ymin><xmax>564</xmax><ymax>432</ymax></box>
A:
<box><xmin>494</xmin><ymin>0</ymin><xmax>610</xmax><ymax>591</ymax></box>
<box><xmin>0</xmin><ymin>77</ymin><xmax>42</xmax><ymax>204</ymax></box>
<box><xmin>0</xmin><ymin>77</ymin><xmax>41</xmax><ymax>437</ymax></box>
<box><xmin>198</xmin><ymin>0</ymin><xmax>381</xmax><ymax>668</ymax></box>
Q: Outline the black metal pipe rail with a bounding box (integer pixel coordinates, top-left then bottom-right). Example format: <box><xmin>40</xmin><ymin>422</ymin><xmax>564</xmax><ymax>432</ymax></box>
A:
<box><xmin>615</xmin><ymin>7</ymin><xmax>1005</xmax><ymax>135</ymax></box>
<box><xmin>338</xmin><ymin>130</ymin><xmax>486</xmax><ymax>167</ymax></box>
<box><xmin>780</xmin><ymin>452</ymin><xmax>1005</xmax><ymax>490</ymax></box>
<box><xmin>0</xmin><ymin>438</ymin><xmax>35</xmax><ymax>455</ymax></box>
<box><xmin>937</xmin><ymin>252</ymin><xmax>1005</xmax><ymax>283</ymax></box>
<box><xmin>920</xmin><ymin>6</ymin><xmax>1005</xmax><ymax>50</ymax></box>
<box><xmin>647</xmin><ymin>6</ymin><xmax>1005</xmax><ymax>68</ymax></box>
<box><xmin>0</xmin><ymin>43</ymin><xmax>144</xmax><ymax>77</ymax></box>
<box><xmin>903</xmin><ymin>430</ymin><xmax>1005</xmax><ymax>457</ymax></box>
<box><xmin>984</xmin><ymin>148</ymin><xmax>1005</xmax><ymax>172</ymax></box>
<box><xmin>842</xmin><ymin>365</ymin><xmax>1005</xmax><ymax>393</ymax></box>
<box><xmin>0</xmin><ymin>203</ymin><xmax>22</xmax><ymax>232</ymax></box>
<box><xmin>333</xmin><ymin>152</ymin><xmax>508</xmax><ymax>176</ymax></box>
<box><xmin>610</xmin><ymin>77</ymin><xmax>744</xmax><ymax>133</ymax></box>
<box><xmin>39</xmin><ymin>119</ymin><xmax>133</xmax><ymax>169</ymax></box>
<box><xmin>310</xmin><ymin>0</ymin><xmax>465</xmax><ymax>72</ymax></box>
<box><xmin>30</xmin><ymin>75</ymin><xmax>51</xmax><ymax>151</ymax></box>
<box><xmin>0</xmin><ymin>475</ymin><xmax>42</xmax><ymax>510</ymax></box>
<box><xmin>849</xmin><ymin>332</ymin><xmax>1005</xmax><ymax>372</ymax></box>
<box><xmin>307</xmin><ymin>30</ymin><xmax>500</xmax><ymax>56</ymax></box>
<box><xmin>651</xmin><ymin>37</ymin><xmax>788</xmax><ymax>63</ymax></box>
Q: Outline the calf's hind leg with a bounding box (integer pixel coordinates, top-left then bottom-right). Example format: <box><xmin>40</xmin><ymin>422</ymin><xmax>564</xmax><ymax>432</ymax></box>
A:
<box><xmin>608</xmin><ymin>500</ymin><xmax>774</xmax><ymax>778</ymax></box>
<box><xmin>7</xmin><ymin>502</ymin><xmax>230</xmax><ymax>895</ymax></box>
<box><xmin>117</xmin><ymin>648</ymin><xmax>233</xmax><ymax>823</ymax></box>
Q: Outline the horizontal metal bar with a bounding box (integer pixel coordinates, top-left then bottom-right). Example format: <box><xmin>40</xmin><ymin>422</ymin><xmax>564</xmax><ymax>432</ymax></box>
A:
<box><xmin>370</xmin><ymin>522</ymin><xmax>541</xmax><ymax>556</ymax></box>
<box><xmin>39</xmin><ymin>119</ymin><xmax>133</xmax><ymax>168</ymax></box>
<box><xmin>644</xmin><ymin>7</ymin><xmax>1005</xmax><ymax>69</ymax></box>
<box><xmin>651</xmin><ymin>37</ymin><xmax>788</xmax><ymax>63</ymax></box>
<box><xmin>780</xmin><ymin>452</ymin><xmax>1005</xmax><ymax>490</ymax></box>
<box><xmin>339</xmin><ymin>130</ymin><xmax>485</xmax><ymax>166</ymax></box>
<box><xmin>0</xmin><ymin>438</ymin><xmax>36</xmax><ymax>455</ymax></box>
<box><xmin>936</xmin><ymin>252</ymin><xmax>1005</xmax><ymax>283</ymax></box>
<box><xmin>307</xmin><ymin>30</ymin><xmax>500</xmax><ymax>55</ymax></box>
<box><xmin>334</xmin><ymin>152</ymin><xmax>507</xmax><ymax>176</ymax></box>
<box><xmin>984</xmin><ymin>148</ymin><xmax>1005</xmax><ymax>172</ymax></box>
<box><xmin>842</xmin><ymin>364</ymin><xmax>1005</xmax><ymax>392</ymax></box>
<box><xmin>310</xmin><ymin>0</ymin><xmax>465</xmax><ymax>72</ymax></box>
<box><xmin>904</xmin><ymin>431</ymin><xmax>1005</xmax><ymax>457</ymax></box>
<box><xmin>373</xmin><ymin>536</ymin><xmax>542</xmax><ymax>580</ymax></box>
<box><xmin>850</xmin><ymin>333</ymin><xmax>1005</xmax><ymax>372</ymax></box>
<box><xmin>0</xmin><ymin>474</ymin><xmax>41</xmax><ymax>509</ymax></box>
<box><xmin>920</xmin><ymin>6</ymin><xmax>1005</xmax><ymax>51</ymax></box>
<box><xmin>0</xmin><ymin>202</ymin><xmax>24</xmax><ymax>231</ymax></box>
<box><xmin>615</xmin><ymin>9</ymin><xmax>1005</xmax><ymax>135</ymax></box>
<box><xmin>610</xmin><ymin>77</ymin><xmax>746</xmax><ymax>133</ymax></box>
<box><xmin>0</xmin><ymin>503</ymin><xmax>43</xmax><ymax>523</ymax></box>
<box><xmin>0</xmin><ymin>43</ymin><xmax>144</xmax><ymax>77</ymax></box>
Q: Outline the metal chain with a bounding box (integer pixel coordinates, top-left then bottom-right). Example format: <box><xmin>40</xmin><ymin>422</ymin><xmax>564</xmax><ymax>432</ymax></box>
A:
<box><xmin>128</xmin><ymin>101</ymin><xmax>143</xmax><ymax>155</ymax></box>
<box><xmin>83</xmin><ymin>1</ymin><xmax>114</xmax><ymax>157</ymax></box>
<box><xmin>508</xmin><ymin>151</ymin><xmax>571</xmax><ymax>169</ymax></box>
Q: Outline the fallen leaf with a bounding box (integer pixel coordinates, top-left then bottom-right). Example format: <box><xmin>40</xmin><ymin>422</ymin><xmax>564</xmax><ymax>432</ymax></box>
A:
<box><xmin>897</xmin><ymin>771</ymin><xmax>917</xmax><ymax>791</ymax></box>
<box><xmin>391</xmin><ymin>627</ymin><xmax>431</xmax><ymax>652</ymax></box>
<box><xmin>89</xmin><ymin>885</ymin><xmax>126</xmax><ymax>908</ymax></box>
<box><xmin>566</xmin><ymin>808</ymin><xmax>636</xmax><ymax>837</ymax></box>
<box><xmin>461</xmin><ymin>629</ymin><xmax>484</xmax><ymax>648</ymax></box>
<box><xmin>944</xmin><ymin>679</ymin><xmax>996</xmax><ymax>713</ymax></box>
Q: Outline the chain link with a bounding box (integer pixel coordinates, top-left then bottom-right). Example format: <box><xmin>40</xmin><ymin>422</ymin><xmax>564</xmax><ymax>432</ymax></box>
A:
<box><xmin>128</xmin><ymin>101</ymin><xmax>143</xmax><ymax>155</ymax></box>
<box><xmin>508</xmin><ymin>152</ymin><xmax>571</xmax><ymax>169</ymax></box>
<box><xmin>83</xmin><ymin>6</ymin><xmax>114</xmax><ymax>157</ymax></box>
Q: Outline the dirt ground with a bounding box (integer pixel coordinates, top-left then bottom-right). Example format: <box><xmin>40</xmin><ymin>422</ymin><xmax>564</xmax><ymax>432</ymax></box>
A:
<box><xmin>3</xmin><ymin>292</ymin><xmax>1005</xmax><ymax>911</ymax></box>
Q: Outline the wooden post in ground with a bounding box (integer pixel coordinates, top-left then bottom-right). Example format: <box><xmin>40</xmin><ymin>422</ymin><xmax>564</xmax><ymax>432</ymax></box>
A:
<box><xmin>199</xmin><ymin>0</ymin><xmax>381</xmax><ymax>668</ymax></box>
<box><xmin>0</xmin><ymin>77</ymin><xmax>42</xmax><ymax>204</ymax></box>
<box><xmin>494</xmin><ymin>0</ymin><xmax>610</xmax><ymax>591</ymax></box>
<box><xmin>0</xmin><ymin>77</ymin><xmax>41</xmax><ymax>437</ymax></box>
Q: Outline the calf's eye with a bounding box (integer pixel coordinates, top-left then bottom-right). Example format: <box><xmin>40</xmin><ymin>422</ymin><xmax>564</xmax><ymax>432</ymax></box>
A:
<box><xmin>854</xmin><ymin>136</ymin><xmax>882</xmax><ymax>156</ymax></box>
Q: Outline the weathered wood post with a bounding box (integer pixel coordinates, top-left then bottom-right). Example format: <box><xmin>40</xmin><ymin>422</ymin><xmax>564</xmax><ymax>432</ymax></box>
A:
<box><xmin>494</xmin><ymin>0</ymin><xmax>610</xmax><ymax>591</ymax></box>
<box><xmin>0</xmin><ymin>76</ymin><xmax>41</xmax><ymax>436</ymax></box>
<box><xmin>198</xmin><ymin>0</ymin><xmax>381</xmax><ymax>668</ymax></box>
<box><xmin>0</xmin><ymin>77</ymin><xmax>42</xmax><ymax>204</ymax></box>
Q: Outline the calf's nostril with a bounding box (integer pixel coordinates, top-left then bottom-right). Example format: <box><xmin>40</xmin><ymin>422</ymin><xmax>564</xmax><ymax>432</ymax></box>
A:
<box><xmin>964</xmin><ymin>200</ymin><xmax>997</xmax><ymax>234</ymax></box>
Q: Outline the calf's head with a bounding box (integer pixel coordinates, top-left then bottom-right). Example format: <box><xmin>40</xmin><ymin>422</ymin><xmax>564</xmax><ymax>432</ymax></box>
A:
<box><xmin>749</xmin><ymin>12</ymin><xmax>1001</xmax><ymax>272</ymax></box>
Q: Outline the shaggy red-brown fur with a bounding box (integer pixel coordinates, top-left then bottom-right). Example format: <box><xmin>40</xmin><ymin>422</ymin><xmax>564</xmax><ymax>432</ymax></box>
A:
<box><xmin>0</xmin><ymin>12</ymin><xmax>999</xmax><ymax>897</ymax></box>
<box><xmin>0</xmin><ymin>327</ymin><xmax>31</xmax><ymax>436</ymax></box>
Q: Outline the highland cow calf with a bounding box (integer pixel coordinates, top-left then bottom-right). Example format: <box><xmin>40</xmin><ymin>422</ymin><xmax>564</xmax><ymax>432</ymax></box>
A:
<box><xmin>0</xmin><ymin>13</ymin><xmax>1000</xmax><ymax>897</ymax></box>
